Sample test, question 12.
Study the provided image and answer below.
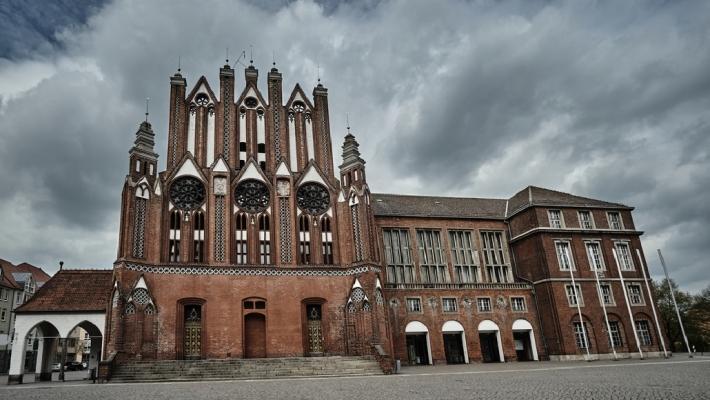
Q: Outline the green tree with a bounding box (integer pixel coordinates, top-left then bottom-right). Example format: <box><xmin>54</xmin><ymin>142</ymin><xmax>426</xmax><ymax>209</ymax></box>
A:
<box><xmin>653</xmin><ymin>279</ymin><xmax>694</xmax><ymax>352</ymax></box>
<box><xmin>687</xmin><ymin>286</ymin><xmax>710</xmax><ymax>353</ymax></box>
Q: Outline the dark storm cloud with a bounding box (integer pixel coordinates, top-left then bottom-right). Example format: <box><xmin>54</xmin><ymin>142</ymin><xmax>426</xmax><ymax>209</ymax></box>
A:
<box><xmin>0</xmin><ymin>0</ymin><xmax>708</xmax><ymax>291</ymax></box>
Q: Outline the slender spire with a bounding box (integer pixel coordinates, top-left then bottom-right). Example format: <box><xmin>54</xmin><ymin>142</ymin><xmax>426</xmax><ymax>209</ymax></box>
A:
<box><xmin>346</xmin><ymin>113</ymin><xmax>351</xmax><ymax>135</ymax></box>
<box><xmin>144</xmin><ymin>97</ymin><xmax>150</xmax><ymax>123</ymax></box>
<box><xmin>340</xmin><ymin>126</ymin><xmax>365</xmax><ymax>169</ymax></box>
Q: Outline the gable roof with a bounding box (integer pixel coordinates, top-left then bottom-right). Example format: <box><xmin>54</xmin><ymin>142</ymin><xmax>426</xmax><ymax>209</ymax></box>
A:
<box><xmin>15</xmin><ymin>269</ymin><xmax>113</xmax><ymax>313</ymax></box>
<box><xmin>371</xmin><ymin>193</ymin><xmax>507</xmax><ymax>220</ymax></box>
<box><xmin>507</xmin><ymin>186</ymin><xmax>632</xmax><ymax>216</ymax></box>
<box><xmin>0</xmin><ymin>259</ymin><xmax>21</xmax><ymax>290</ymax></box>
<box><xmin>13</xmin><ymin>263</ymin><xmax>51</xmax><ymax>286</ymax></box>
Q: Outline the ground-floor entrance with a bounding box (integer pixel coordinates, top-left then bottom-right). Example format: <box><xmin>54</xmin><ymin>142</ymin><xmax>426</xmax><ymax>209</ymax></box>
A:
<box><xmin>406</xmin><ymin>334</ymin><xmax>430</xmax><ymax>365</ymax></box>
<box><xmin>443</xmin><ymin>333</ymin><xmax>466</xmax><ymax>364</ymax></box>
<box><xmin>513</xmin><ymin>331</ymin><xmax>533</xmax><ymax>361</ymax></box>
<box><xmin>479</xmin><ymin>332</ymin><xmax>500</xmax><ymax>363</ymax></box>
<box><xmin>244</xmin><ymin>313</ymin><xmax>266</xmax><ymax>358</ymax></box>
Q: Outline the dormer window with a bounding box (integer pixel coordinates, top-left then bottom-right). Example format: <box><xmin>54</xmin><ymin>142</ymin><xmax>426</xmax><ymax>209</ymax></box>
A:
<box><xmin>608</xmin><ymin>212</ymin><xmax>623</xmax><ymax>230</ymax></box>
<box><xmin>578</xmin><ymin>210</ymin><xmax>594</xmax><ymax>229</ymax></box>
<box><xmin>548</xmin><ymin>210</ymin><xmax>564</xmax><ymax>229</ymax></box>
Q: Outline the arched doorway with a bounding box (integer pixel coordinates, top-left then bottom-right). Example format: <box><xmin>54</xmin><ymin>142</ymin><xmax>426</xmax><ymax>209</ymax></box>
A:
<box><xmin>405</xmin><ymin>321</ymin><xmax>432</xmax><ymax>365</ymax></box>
<box><xmin>183</xmin><ymin>304</ymin><xmax>202</xmax><ymax>360</ymax></box>
<box><xmin>442</xmin><ymin>320</ymin><xmax>468</xmax><ymax>364</ymax></box>
<box><xmin>478</xmin><ymin>320</ymin><xmax>504</xmax><ymax>362</ymax></box>
<box><xmin>22</xmin><ymin>321</ymin><xmax>60</xmax><ymax>382</ymax></box>
<box><xmin>512</xmin><ymin>319</ymin><xmax>538</xmax><ymax>361</ymax></box>
<box><xmin>244</xmin><ymin>313</ymin><xmax>266</xmax><ymax>358</ymax></box>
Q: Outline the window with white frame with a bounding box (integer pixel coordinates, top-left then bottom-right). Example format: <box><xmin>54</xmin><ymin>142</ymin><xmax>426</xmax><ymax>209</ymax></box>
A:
<box><xmin>417</xmin><ymin>230</ymin><xmax>450</xmax><ymax>284</ymax></box>
<box><xmin>406</xmin><ymin>298</ymin><xmax>422</xmax><ymax>313</ymax></box>
<box><xmin>442</xmin><ymin>298</ymin><xmax>458</xmax><ymax>312</ymax></box>
<box><xmin>0</xmin><ymin>308</ymin><xmax>5</xmax><ymax>321</ymax></box>
<box><xmin>608</xmin><ymin>321</ymin><xmax>623</xmax><ymax>347</ymax></box>
<box><xmin>578</xmin><ymin>210</ymin><xmax>594</xmax><ymax>229</ymax></box>
<box><xmin>235</xmin><ymin>212</ymin><xmax>248</xmax><ymax>264</ymax></box>
<box><xmin>480</xmin><ymin>231</ymin><xmax>511</xmax><ymax>283</ymax></box>
<box><xmin>566</xmin><ymin>284</ymin><xmax>583</xmax><ymax>306</ymax></box>
<box><xmin>599</xmin><ymin>284</ymin><xmax>615</xmax><ymax>306</ymax></box>
<box><xmin>0</xmin><ymin>288</ymin><xmax>5</xmax><ymax>301</ymax></box>
<box><xmin>555</xmin><ymin>241</ymin><xmax>575</xmax><ymax>271</ymax></box>
<box><xmin>585</xmin><ymin>241</ymin><xmax>605</xmax><ymax>271</ymax></box>
<box><xmin>635</xmin><ymin>320</ymin><xmax>652</xmax><ymax>346</ymax></box>
<box><xmin>383</xmin><ymin>229</ymin><xmax>415</xmax><ymax>285</ymax></box>
<box><xmin>608</xmin><ymin>212</ymin><xmax>623</xmax><ymax>230</ymax></box>
<box><xmin>477</xmin><ymin>297</ymin><xmax>492</xmax><ymax>312</ymax></box>
<box><xmin>548</xmin><ymin>209</ymin><xmax>564</xmax><ymax>228</ymax></box>
<box><xmin>511</xmin><ymin>297</ymin><xmax>526</xmax><ymax>312</ymax></box>
<box><xmin>573</xmin><ymin>322</ymin><xmax>590</xmax><ymax>349</ymax></box>
<box><xmin>627</xmin><ymin>284</ymin><xmax>644</xmax><ymax>305</ymax></box>
<box><xmin>614</xmin><ymin>242</ymin><xmax>634</xmax><ymax>271</ymax></box>
<box><xmin>449</xmin><ymin>230</ymin><xmax>480</xmax><ymax>283</ymax></box>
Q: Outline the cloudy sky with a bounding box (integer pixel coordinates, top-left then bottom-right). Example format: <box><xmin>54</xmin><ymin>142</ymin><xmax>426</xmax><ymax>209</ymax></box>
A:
<box><xmin>0</xmin><ymin>0</ymin><xmax>708</xmax><ymax>292</ymax></box>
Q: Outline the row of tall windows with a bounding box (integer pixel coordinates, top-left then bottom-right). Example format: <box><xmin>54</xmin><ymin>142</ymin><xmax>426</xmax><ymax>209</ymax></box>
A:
<box><xmin>169</xmin><ymin>210</ymin><xmax>206</xmax><ymax>263</ymax></box>
<box><xmin>547</xmin><ymin>209</ymin><xmax>625</xmax><ymax>230</ymax></box>
<box><xmin>382</xmin><ymin>228</ymin><xmax>509</xmax><ymax>285</ymax></box>
<box><xmin>297</xmin><ymin>214</ymin><xmax>333</xmax><ymax>265</ymax></box>
<box><xmin>573</xmin><ymin>319</ymin><xmax>652</xmax><ymax>349</ymax></box>
<box><xmin>554</xmin><ymin>240</ymin><xmax>635</xmax><ymax>271</ymax></box>
<box><xmin>565</xmin><ymin>283</ymin><xmax>645</xmax><ymax>307</ymax></box>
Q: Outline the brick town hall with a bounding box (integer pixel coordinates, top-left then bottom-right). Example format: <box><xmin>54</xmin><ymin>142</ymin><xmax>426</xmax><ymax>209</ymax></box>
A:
<box><xmin>8</xmin><ymin>61</ymin><xmax>668</xmax><ymax>383</ymax></box>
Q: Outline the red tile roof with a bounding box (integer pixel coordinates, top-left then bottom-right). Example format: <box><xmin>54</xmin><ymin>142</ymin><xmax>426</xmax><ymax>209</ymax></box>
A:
<box><xmin>0</xmin><ymin>259</ymin><xmax>21</xmax><ymax>290</ymax></box>
<box><xmin>15</xmin><ymin>269</ymin><xmax>113</xmax><ymax>313</ymax></box>
<box><xmin>13</xmin><ymin>262</ymin><xmax>52</xmax><ymax>286</ymax></box>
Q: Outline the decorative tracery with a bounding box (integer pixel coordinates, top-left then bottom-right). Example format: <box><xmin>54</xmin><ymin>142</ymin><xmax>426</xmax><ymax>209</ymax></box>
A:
<box><xmin>234</xmin><ymin>179</ymin><xmax>270</xmax><ymax>213</ymax></box>
<box><xmin>297</xmin><ymin>182</ymin><xmax>330</xmax><ymax>216</ymax></box>
<box><xmin>169</xmin><ymin>176</ymin><xmax>206</xmax><ymax>211</ymax></box>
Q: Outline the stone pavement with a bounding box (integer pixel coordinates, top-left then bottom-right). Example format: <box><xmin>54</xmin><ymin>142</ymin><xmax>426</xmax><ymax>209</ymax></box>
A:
<box><xmin>1</xmin><ymin>357</ymin><xmax>709</xmax><ymax>399</ymax></box>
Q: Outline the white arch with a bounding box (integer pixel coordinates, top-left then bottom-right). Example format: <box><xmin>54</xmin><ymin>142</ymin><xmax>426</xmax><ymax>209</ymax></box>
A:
<box><xmin>404</xmin><ymin>321</ymin><xmax>433</xmax><ymax>365</ymax></box>
<box><xmin>477</xmin><ymin>319</ymin><xmax>505</xmax><ymax>362</ymax></box>
<box><xmin>405</xmin><ymin>321</ymin><xmax>429</xmax><ymax>333</ymax></box>
<box><xmin>512</xmin><ymin>319</ymin><xmax>539</xmax><ymax>361</ymax></box>
<box><xmin>442</xmin><ymin>320</ymin><xmax>469</xmax><ymax>364</ymax></box>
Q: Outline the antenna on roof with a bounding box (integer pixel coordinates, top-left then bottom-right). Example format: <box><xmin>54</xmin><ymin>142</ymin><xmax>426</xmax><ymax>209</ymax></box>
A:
<box><xmin>145</xmin><ymin>97</ymin><xmax>150</xmax><ymax>122</ymax></box>
<box><xmin>177</xmin><ymin>56</ymin><xmax>182</xmax><ymax>73</ymax></box>
<box><xmin>346</xmin><ymin>113</ymin><xmax>351</xmax><ymax>134</ymax></box>
<box><xmin>317</xmin><ymin>63</ymin><xmax>321</xmax><ymax>84</ymax></box>
<box><xmin>249</xmin><ymin>44</ymin><xmax>254</xmax><ymax>65</ymax></box>
<box><xmin>226</xmin><ymin>47</ymin><xmax>229</xmax><ymax>64</ymax></box>
<box><xmin>272</xmin><ymin>50</ymin><xmax>276</xmax><ymax>67</ymax></box>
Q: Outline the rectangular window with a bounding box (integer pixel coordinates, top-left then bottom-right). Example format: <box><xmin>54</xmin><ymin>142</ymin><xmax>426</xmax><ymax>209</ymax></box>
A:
<box><xmin>608</xmin><ymin>321</ymin><xmax>623</xmax><ymax>348</ymax></box>
<box><xmin>599</xmin><ymin>284</ymin><xmax>615</xmax><ymax>306</ymax></box>
<box><xmin>449</xmin><ymin>230</ymin><xmax>480</xmax><ymax>283</ymax></box>
<box><xmin>0</xmin><ymin>308</ymin><xmax>5</xmax><ymax>321</ymax></box>
<box><xmin>511</xmin><ymin>297</ymin><xmax>526</xmax><ymax>312</ymax></box>
<box><xmin>477</xmin><ymin>297</ymin><xmax>492</xmax><ymax>312</ymax></box>
<box><xmin>480</xmin><ymin>231</ymin><xmax>510</xmax><ymax>283</ymax></box>
<box><xmin>321</xmin><ymin>217</ymin><xmax>333</xmax><ymax>264</ymax></box>
<box><xmin>383</xmin><ymin>229</ymin><xmax>415</xmax><ymax>285</ymax></box>
<box><xmin>406</xmin><ymin>298</ymin><xmax>422</xmax><ymax>313</ymax></box>
<box><xmin>0</xmin><ymin>288</ymin><xmax>5</xmax><ymax>301</ymax></box>
<box><xmin>193</xmin><ymin>211</ymin><xmax>205</xmax><ymax>263</ymax></box>
<box><xmin>555</xmin><ymin>241</ymin><xmax>575</xmax><ymax>271</ymax></box>
<box><xmin>578</xmin><ymin>210</ymin><xmax>594</xmax><ymax>229</ymax></box>
<box><xmin>417</xmin><ymin>230</ymin><xmax>449</xmax><ymax>284</ymax></box>
<box><xmin>548</xmin><ymin>209</ymin><xmax>564</xmax><ymax>228</ymax></box>
<box><xmin>585</xmin><ymin>241</ymin><xmax>605</xmax><ymax>271</ymax></box>
<box><xmin>566</xmin><ymin>284</ymin><xmax>583</xmax><ymax>306</ymax></box>
<box><xmin>573</xmin><ymin>322</ymin><xmax>590</xmax><ymax>349</ymax></box>
<box><xmin>168</xmin><ymin>211</ymin><xmax>181</xmax><ymax>262</ymax></box>
<box><xmin>608</xmin><ymin>212</ymin><xmax>623</xmax><ymax>230</ymax></box>
<box><xmin>635</xmin><ymin>320</ymin><xmax>652</xmax><ymax>346</ymax></box>
<box><xmin>235</xmin><ymin>213</ymin><xmax>248</xmax><ymax>264</ymax></box>
<box><xmin>442</xmin><ymin>298</ymin><xmax>457</xmax><ymax>312</ymax></box>
<box><xmin>627</xmin><ymin>284</ymin><xmax>644</xmax><ymax>305</ymax></box>
<box><xmin>614</xmin><ymin>242</ymin><xmax>634</xmax><ymax>271</ymax></box>
<box><xmin>259</xmin><ymin>214</ymin><xmax>271</xmax><ymax>264</ymax></box>
<box><xmin>298</xmin><ymin>215</ymin><xmax>311</xmax><ymax>264</ymax></box>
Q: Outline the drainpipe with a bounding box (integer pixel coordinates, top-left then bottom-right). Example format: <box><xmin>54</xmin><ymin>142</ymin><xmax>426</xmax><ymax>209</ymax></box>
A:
<box><xmin>506</xmin><ymin>221</ymin><xmax>549</xmax><ymax>359</ymax></box>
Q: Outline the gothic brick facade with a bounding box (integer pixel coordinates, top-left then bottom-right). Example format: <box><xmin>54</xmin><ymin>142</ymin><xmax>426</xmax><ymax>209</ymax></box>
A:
<box><xmin>105</xmin><ymin>64</ymin><xmax>667</xmax><ymax>369</ymax></box>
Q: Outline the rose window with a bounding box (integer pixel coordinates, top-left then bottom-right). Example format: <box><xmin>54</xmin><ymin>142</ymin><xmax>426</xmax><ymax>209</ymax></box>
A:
<box><xmin>297</xmin><ymin>182</ymin><xmax>330</xmax><ymax>215</ymax></box>
<box><xmin>195</xmin><ymin>93</ymin><xmax>209</xmax><ymax>106</ymax></box>
<box><xmin>169</xmin><ymin>176</ymin><xmax>206</xmax><ymax>210</ymax></box>
<box><xmin>235</xmin><ymin>179</ymin><xmax>270</xmax><ymax>213</ymax></box>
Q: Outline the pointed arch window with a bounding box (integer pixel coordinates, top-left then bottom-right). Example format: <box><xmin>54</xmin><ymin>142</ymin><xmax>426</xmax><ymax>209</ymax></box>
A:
<box><xmin>299</xmin><ymin>214</ymin><xmax>311</xmax><ymax>264</ymax></box>
<box><xmin>259</xmin><ymin>213</ymin><xmax>271</xmax><ymax>264</ymax></box>
<box><xmin>321</xmin><ymin>216</ymin><xmax>333</xmax><ymax>264</ymax></box>
<box><xmin>169</xmin><ymin>210</ymin><xmax>181</xmax><ymax>262</ymax></box>
<box><xmin>235</xmin><ymin>212</ymin><xmax>248</xmax><ymax>264</ymax></box>
<box><xmin>193</xmin><ymin>211</ymin><xmax>205</xmax><ymax>262</ymax></box>
<box><xmin>125</xmin><ymin>303</ymin><xmax>136</xmax><ymax>315</ymax></box>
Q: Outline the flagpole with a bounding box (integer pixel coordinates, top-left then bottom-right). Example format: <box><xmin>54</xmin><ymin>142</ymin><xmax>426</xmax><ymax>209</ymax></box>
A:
<box><xmin>593</xmin><ymin>265</ymin><xmax>618</xmax><ymax>360</ymax></box>
<box><xmin>613</xmin><ymin>248</ymin><xmax>644</xmax><ymax>359</ymax></box>
<box><xmin>636</xmin><ymin>249</ymin><xmax>668</xmax><ymax>358</ymax></box>
<box><xmin>565</xmin><ymin>246</ymin><xmax>591</xmax><ymax>360</ymax></box>
<box><xmin>657</xmin><ymin>249</ymin><xmax>692</xmax><ymax>358</ymax></box>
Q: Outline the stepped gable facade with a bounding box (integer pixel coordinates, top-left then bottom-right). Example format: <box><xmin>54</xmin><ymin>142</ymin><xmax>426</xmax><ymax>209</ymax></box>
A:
<box><xmin>106</xmin><ymin>62</ymin><xmax>666</xmax><ymax>369</ymax></box>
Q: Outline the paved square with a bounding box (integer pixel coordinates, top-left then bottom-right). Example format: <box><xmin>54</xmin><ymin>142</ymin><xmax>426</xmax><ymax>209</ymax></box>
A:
<box><xmin>2</xmin><ymin>358</ymin><xmax>709</xmax><ymax>399</ymax></box>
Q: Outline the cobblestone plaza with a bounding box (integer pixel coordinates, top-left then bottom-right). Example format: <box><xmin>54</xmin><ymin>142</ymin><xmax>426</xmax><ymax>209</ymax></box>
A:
<box><xmin>2</xmin><ymin>358</ymin><xmax>708</xmax><ymax>399</ymax></box>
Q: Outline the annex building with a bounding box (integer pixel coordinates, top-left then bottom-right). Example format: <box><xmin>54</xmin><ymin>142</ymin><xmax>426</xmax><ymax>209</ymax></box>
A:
<box><xmin>8</xmin><ymin>62</ymin><xmax>667</xmax><ymax>383</ymax></box>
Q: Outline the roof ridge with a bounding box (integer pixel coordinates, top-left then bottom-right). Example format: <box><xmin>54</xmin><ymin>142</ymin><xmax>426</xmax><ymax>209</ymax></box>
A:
<box><xmin>371</xmin><ymin>192</ymin><xmax>505</xmax><ymax>201</ymax></box>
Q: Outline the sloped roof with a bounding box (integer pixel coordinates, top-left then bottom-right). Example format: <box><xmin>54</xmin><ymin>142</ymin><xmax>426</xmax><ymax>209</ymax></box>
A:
<box><xmin>0</xmin><ymin>259</ymin><xmax>21</xmax><ymax>290</ymax></box>
<box><xmin>13</xmin><ymin>262</ymin><xmax>52</xmax><ymax>286</ymax></box>
<box><xmin>507</xmin><ymin>186</ymin><xmax>632</xmax><ymax>216</ymax></box>
<box><xmin>372</xmin><ymin>193</ymin><xmax>507</xmax><ymax>220</ymax></box>
<box><xmin>15</xmin><ymin>269</ymin><xmax>113</xmax><ymax>313</ymax></box>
